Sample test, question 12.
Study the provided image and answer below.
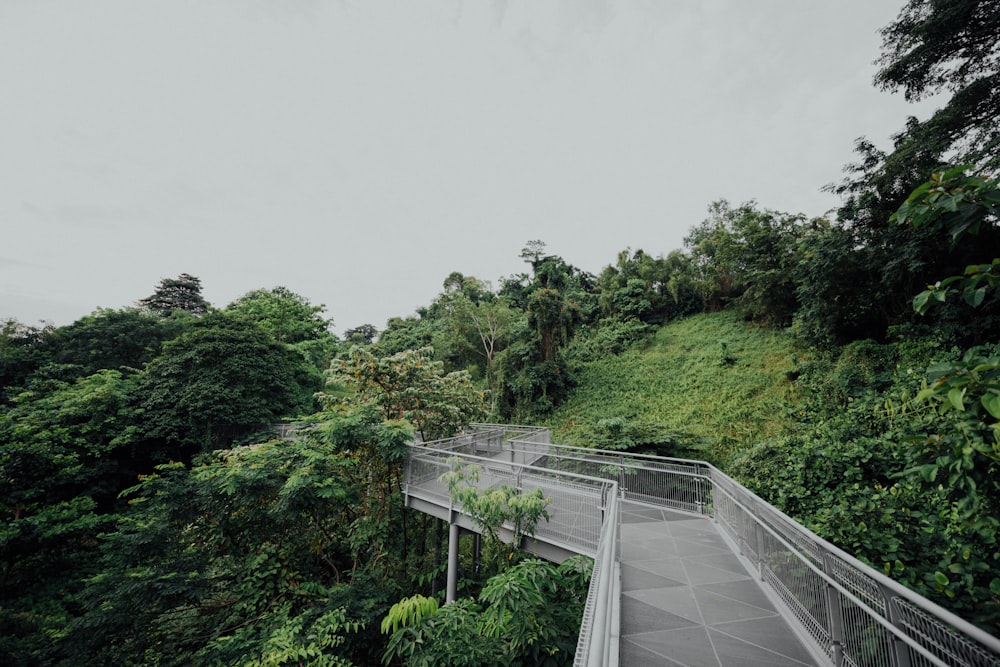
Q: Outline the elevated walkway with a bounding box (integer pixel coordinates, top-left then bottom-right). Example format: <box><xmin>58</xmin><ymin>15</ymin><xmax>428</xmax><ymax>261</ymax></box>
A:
<box><xmin>403</xmin><ymin>425</ymin><xmax>1000</xmax><ymax>667</ymax></box>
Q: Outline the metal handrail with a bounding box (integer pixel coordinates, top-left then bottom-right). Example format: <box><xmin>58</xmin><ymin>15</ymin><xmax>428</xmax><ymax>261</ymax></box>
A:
<box><xmin>406</xmin><ymin>428</ymin><xmax>1000</xmax><ymax>666</ymax></box>
<box><xmin>533</xmin><ymin>438</ymin><xmax>1000</xmax><ymax>667</ymax></box>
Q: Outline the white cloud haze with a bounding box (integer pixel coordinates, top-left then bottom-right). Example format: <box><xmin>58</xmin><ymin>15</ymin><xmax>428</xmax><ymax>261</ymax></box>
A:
<box><xmin>1</xmin><ymin>0</ymin><xmax>936</xmax><ymax>333</ymax></box>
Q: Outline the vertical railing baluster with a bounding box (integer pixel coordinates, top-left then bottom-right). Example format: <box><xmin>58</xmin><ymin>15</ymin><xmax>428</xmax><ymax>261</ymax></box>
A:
<box><xmin>823</xmin><ymin>553</ymin><xmax>845</xmax><ymax>667</ymax></box>
<box><xmin>884</xmin><ymin>584</ymin><xmax>913</xmax><ymax>667</ymax></box>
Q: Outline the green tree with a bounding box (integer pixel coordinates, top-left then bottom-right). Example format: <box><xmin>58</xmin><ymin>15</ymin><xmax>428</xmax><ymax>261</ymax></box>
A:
<box><xmin>440</xmin><ymin>461</ymin><xmax>551</xmax><ymax>573</ymax></box>
<box><xmin>344</xmin><ymin>324</ymin><xmax>379</xmax><ymax>346</ymax></box>
<box><xmin>324</xmin><ymin>346</ymin><xmax>486</xmax><ymax>442</ymax></box>
<box><xmin>685</xmin><ymin>200</ymin><xmax>807</xmax><ymax>326</ymax></box>
<box><xmin>875</xmin><ymin>0</ymin><xmax>1000</xmax><ymax>171</ymax></box>
<box><xmin>0</xmin><ymin>319</ymin><xmax>53</xmax><ymax>404</ymax></box>
<box><xmin>381</xmin><ymin>557</ymin><xmax>590</xmax><ymax>667</ymax></box>
<box><xmin>0</xmin><ymin>370</ymin><xmax>139</xmax><ymax>665</ymax></box>
<box><xmin>39</xmin><ymin>308</ymin><xmax>191</xmax><ymax>380</ymax></box>
<box><xmin>68</xmin><ymin>433</ymin><xmax>369</xmax><ymax>666</ymax></box>
<box><xmin>814</xmin><ymin>1</ymin><xmax>1000</xmax><ymax>343</ymax></box>
<box><xmin>138</xmin><ymin>313</ymin><xmax>306</xmax><ymax>452</ymax></box>
<box><xmin>225</xmin><ymin>286</ymin><xmax>333</xmax><ymax>345</ymax></box>
<box><xmin>139</xmin><ymin>273</ymin><xmax>211</xmax><ymax>316</ymax></box>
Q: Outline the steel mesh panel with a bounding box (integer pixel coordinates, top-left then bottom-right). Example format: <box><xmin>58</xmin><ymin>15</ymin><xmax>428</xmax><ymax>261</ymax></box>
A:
<box><xmin>824</xmin><ymin>555</ymin><xmax>895</xmax><ymax>666</ymax></box>
<box><xmin>762</xmin><ymin>563</ymin><xmax>832</xmax><ymax>655</ymax></box>
<box><xmin>891</xmin><ymin>597</ymin><xmax>1000</xmax><ymax>667</ymax></box>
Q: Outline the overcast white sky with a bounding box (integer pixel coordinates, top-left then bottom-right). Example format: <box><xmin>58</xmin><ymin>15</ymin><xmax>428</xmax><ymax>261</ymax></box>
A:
<box><xmin>1</xmin><ymin>0</ymin><xmax>936</xmax><ymax>334</ymax></box>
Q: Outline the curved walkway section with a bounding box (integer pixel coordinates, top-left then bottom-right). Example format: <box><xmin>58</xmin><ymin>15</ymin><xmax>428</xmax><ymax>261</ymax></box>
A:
<box><xmin>620</xmin><ymin>502</ymin><xmax>817</xmax><ymax>666</ymax></box>
<box><xmin>404</xmin><ymin>425</ymin><xmax>1000</xmax><ymax>667</ymax></box>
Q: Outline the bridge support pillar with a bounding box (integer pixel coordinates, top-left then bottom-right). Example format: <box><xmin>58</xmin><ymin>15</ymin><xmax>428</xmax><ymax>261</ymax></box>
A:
<box><xmin>446</xmin><ymin>522</ymin><xmax>460</xmax><ymax>603</ymax></box>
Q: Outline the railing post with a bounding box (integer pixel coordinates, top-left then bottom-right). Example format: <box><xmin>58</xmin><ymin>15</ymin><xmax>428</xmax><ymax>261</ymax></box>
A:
<box><xmin>823</xmin><ymin>553</ymin><xmax>845</xmax><ymax>667</ymax></box>
<box><xmin>618</xmin><ymin>455</ymin><xmax>625</xmax><ymax>497</ymax></box>
<box><xmin>884</xmin><ymin>585</ymin><xmax>913</xmax><ymax>667</ymax></box>
<box><xmin>446</xmin><ymin>522</ymin><xmax>460</xmax><ymax>604</ymax></box>
<box><xmin>752</xmin><ymin>499</ymin><xmax>766</xmax><ymax>580</ymax></box>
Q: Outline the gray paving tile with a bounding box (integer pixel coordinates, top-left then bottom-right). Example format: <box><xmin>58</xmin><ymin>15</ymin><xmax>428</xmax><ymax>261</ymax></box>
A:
<box><xmin>624</xmin><ymin>586</ymin><xmax>702</xmax><ymax>624</ymax></box>
<box><xmin>692</xmin><ymin>587</ymin><xmax>778</xmax><ymax>625</ymax></box>
<box><xmin>691</xmin><ymin>551</ymin><xmax>750</xmax><ymax>575</ymax></box>
<box><xmin>621</xmin><ymin>638</ymin><xmax>688</xmax><ymax>667</ymax></box>
<box><xmin>622</xmin><ymin>539</ymin><xmax>679</xmax><ymax>561</ymax></box>
<box><xmin>618</xmin><ymin>501</ymin><xmax>819</xmax><ymax>666</ymax></box>
<box><xmin>622</xmin><ymin>597</ymin><xmax>703</xmax><ymax>635</ymax></box>
<box><xmin>710</xmin><ymin>616</ymin><xmax>817</xmax><ymax>665</ymax></box>
<box><xmin>621</xmin><ymin>522</ymin><xmax>674</xmax><ymax>540</ymax></box>
<box><xmin>622</xmin><ymin>563</ymin><xmax>687</xmax><ymax>591</ymax></box>
<box><xmin>673</xmin><ymin>539</ymin><xmax>732</xmax><ymax>557</ymax></box>
<box><xmin>709</xmin><ymin>626</ymin><xmax>815</xmax><ymax>666</ymax></box>
<box><xmin>697</xmin><ymin>578</ymin><xmax>777</xmax><ymax>612</ymax></box>
<box><xmin>682</xmin><ymin>560</ymin><xmax>752</xmax><ymax>586</ymax></box>
<box><xmin>623</xmin><ymin>506</ymin><xmax>669</xmax><ymax>522</ymax></box>
<box><xmin>627</xmin><ymin>557</ymin><xmax>690</xmax><ymax>583</ymax></box>
<box><xmin>669</xmin><ymin>520</ymin><xmax>719</xmax><ymax>535</ymax></box>
<box><xmin>628</xmin><ymin>627</ymin><xmax>723</xmax><ymax>667</ymax></box>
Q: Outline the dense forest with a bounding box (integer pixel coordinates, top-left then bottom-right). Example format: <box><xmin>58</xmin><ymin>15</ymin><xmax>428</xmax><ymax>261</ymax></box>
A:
<box><xmin>3</xmin><ymin>1</ymin><xmax>1000</xmax><ymax>664</ymax></box>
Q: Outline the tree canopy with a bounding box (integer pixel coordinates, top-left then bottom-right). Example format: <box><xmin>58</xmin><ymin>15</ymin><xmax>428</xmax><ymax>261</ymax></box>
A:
<box><xmin>139</xmin><ymin>273</ymin><xmax>211</xmax><ymax>316</ymax></box>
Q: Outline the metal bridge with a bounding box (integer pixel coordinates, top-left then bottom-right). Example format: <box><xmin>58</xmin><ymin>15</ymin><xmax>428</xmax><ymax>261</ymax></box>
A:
<box><xmin>403</xmin><ymin>424</ymin><xmax>1000</xmax><ymax>667</ymax></box>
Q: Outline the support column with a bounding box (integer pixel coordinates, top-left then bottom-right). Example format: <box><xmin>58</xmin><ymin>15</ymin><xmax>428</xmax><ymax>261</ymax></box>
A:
<box><xmin>446</xmin><ymin>522</ymin><xmax>460</xmax><ymax>603</ymax></box>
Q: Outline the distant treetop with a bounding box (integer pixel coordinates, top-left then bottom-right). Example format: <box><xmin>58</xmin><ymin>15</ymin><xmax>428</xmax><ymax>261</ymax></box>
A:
<box><xmin>139</xmin><ymin>273</ymin><xmax>211</xmax><ymax>316</ymax></box>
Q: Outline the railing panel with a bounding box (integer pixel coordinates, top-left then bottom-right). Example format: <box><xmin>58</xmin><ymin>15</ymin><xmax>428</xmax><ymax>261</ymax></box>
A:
<box><xmin>407</xmin><ymin>429</ymin><xmax>1000</xmax><ymax>667</ymax></box>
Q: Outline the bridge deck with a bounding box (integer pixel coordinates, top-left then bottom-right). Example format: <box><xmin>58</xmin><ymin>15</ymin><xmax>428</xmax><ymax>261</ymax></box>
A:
<box><xmin>619</xmin><ymin>501</ymin><xmax>819</xmax><ymax>667</ymax></box>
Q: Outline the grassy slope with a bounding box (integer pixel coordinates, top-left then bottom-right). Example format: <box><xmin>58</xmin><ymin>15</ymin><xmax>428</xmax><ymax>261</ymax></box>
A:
<box><xmin>547</xmin><ymin>311</ymin><xmax>810</xmax><ymax>463</ymax></box>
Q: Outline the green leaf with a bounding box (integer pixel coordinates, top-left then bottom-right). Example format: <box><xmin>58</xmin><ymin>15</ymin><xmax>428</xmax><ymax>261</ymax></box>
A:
<box><xmin>982</xmin><ymin>393</ymin><xmax>1000</xmax><ymax>420</ymax></box>
<box><xmin>913</xmin><ymin>290</ymin><xmax>934</xmax><ymax>314</ymax></box>
<box><xmin>934</xmin><ymin>571</ymin><xmax>949</xmax><ymax>587</ymax></box>
<box><xmin>964</xmin><ymin>286</ymin><xmax>987</xmax><ymax>308</ymax></box>
<box><xmin>947</xmin><ymin>388</ymin><xmax>965</xmax><ymax>412</ymax></box>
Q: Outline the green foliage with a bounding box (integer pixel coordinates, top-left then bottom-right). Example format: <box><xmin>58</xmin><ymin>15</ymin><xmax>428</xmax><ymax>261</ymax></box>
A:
<box><xmin>38</xmin><ymin>308</ymin><xmax>191</xmax><ymax>380</ymax></box>
<box><xmin>0</xmin><ymin>319</ymin><xmax>53</xmax><ymax>404</ymax></box>
<box><xmin>382</xmin><ymin>557</ymin><xmax>590</xmax><ymax>667</ymax></box>
<box><xmin>441</xmin><ymin>461</ymin><xmax>551</xmax><ymax>572</ymax></box>
<box><xmin>139</xmin><ymin>273</ymin><xmax>211</xmax><ymax>316</ymax></box>
<box><xmin>729</xmin><ymin>334</ymin><xmax>1000</xmax><ymax>630</ymax></box>
<box><xmin>66</xmin><ymin>430</ymin><xmax>371</xmax><ymax>665</ymax></box>
<box><xmin>684</xmin><ymin>200</ymin><xmax>808</xmax><ymax>326</ymax></box>
<box><xmin>0</xmin><ymin>369</ymin><xmax>139</xmax><ymax>645</ymax></box>
<box><xmin>225</xmin><ymin>286</ymin><xmax>334</xmax><ymax>345</ymax></box>
<box><xmin>892</xmin><ymin>167</ymin><xmax>1000</xmax><ymax>318</ymax></box>
<box><xmin>548</xmin><ymin>311</ymin><xmax>806</xmax><ymax>461</ymax></box>
<box><xmin>595</xmin><ymin>249</ymin><xmax>700</xmax><ymax>325</ymax></box>
<box><xmin>138</xmin><ymin>313</ymin><xmax>307</xmax><ymax>451</ymax></box>
<box><xmin>380</xmin><ymin>595</ymin><xmax>439</xmax><ymax>635</ymax></box>
<box><xmin>875</xmin><ymin>0</ymin><xmax>1000</xmax><ymax>170</ymax></box>
<box><xmin>324</xmin><ymin>346</ymin><xmax>487</xmax><ymax>441</ymax></box>
<box><xmin>344</xmin><ymin>324</ymin><xmax>379</xmax><ymax>346</ymax></box>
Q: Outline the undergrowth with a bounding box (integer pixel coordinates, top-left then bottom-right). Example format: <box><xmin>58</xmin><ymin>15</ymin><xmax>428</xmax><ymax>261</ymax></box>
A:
<box><xmin>548</xmin><ymin>311</ymin><xmax>810</xmax><ymax>464</ymax></box>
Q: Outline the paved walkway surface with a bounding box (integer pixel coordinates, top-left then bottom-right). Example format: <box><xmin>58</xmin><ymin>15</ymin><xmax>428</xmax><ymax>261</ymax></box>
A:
<box><xmin>619</xmin><ymin>502</ymin><xmax>821</xmax><ymax>667</ymax></box>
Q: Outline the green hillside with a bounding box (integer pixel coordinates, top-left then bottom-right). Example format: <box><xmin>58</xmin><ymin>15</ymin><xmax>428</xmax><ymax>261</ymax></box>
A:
<box><xmin>548</xmin><ymin>311</ymin><xmax>809</xmax><ymax>462</ymax></box>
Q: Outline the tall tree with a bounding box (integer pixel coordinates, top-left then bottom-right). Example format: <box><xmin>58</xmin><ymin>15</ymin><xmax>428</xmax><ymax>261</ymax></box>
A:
<box><xmin>812</xmin><ymin>2</ymin><xmax>1000</xmax><ymax>344</ymax></box>
<box><xmin>138</xmin><ymin>313</ymin><xmax>304</xmax><ymax>451</ymax></box>
<box><xmin>225</xmin><ymin>286</ymin><xmax>332</xmax><ymax>345</ymax></box>
<box><xmin>875</xmin><ymin>0</ymin><xmax>1000</xmax><ymax>170</ymax></box>
<box><xmin>139</xmin><ymin>273</ymin><xmax>211</xmax><ymax>316</ymax></box>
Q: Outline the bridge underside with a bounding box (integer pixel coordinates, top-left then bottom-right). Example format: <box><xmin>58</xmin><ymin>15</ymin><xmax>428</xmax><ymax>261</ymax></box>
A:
<box><xmin>405</xmin><ymin>485</ymin><xmax>823</xmax><ymax>666</ymax></box>
<box><xmin>404</xmin><ymin>491</ymin><xmax>590</xmax><ymax>564</ymax></box>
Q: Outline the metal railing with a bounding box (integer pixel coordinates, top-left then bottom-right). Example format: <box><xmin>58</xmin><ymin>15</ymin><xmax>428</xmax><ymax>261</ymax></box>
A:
<box><xmin>405</xmin><ymin>428</ymin><xmax>1000</xmax><ymax>667</ymax></box>
<box><xmin>709</xmin><ymin>466</ymin><xmax>1000</xmax><ymax>667</ymax></box>
<box><xmin>573</xmin><ymin>477</ymin><xmax>620</xmax><ymax>667</ymax></box>
<box><xmin>406</xmin><ymin>440</ymin><xmax>613</xmax><ymax>557</ymax></box>
<box><xmin>526</xmin><ymin>438</ymin><xmax>1000</xmax><ymax>667</ymax></box>
<box><xmin>505</xmin><ymin>438</ymin><xmax>713</xmax><ymax>515</ymax></box>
